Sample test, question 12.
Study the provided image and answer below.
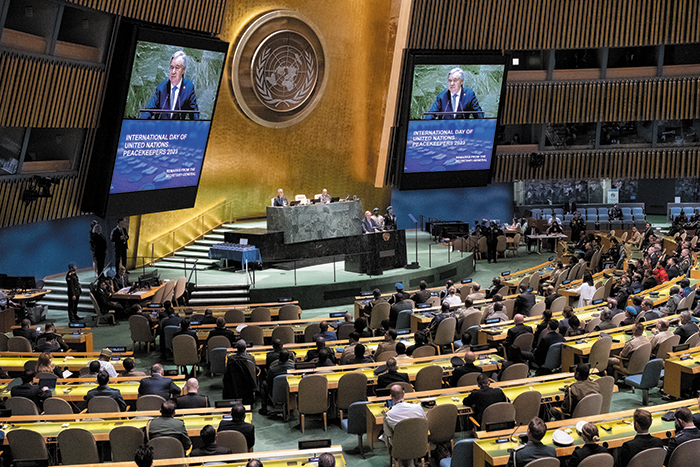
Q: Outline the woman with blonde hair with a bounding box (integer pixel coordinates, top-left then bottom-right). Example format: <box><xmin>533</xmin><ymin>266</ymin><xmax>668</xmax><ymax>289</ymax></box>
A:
<box><xmin>35</xmin><ymin>352</ymin><xmax>62</xmax><ymax>377</ymax></box>
<box><xmin>567</xmin><ymin>422</ymin><xmax>608</xmax><ymax>467</ymax></box>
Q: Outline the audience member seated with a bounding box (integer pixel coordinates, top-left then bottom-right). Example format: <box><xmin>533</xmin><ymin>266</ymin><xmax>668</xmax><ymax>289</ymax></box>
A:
<box><xmin>389</xmin><ymin>283</ymin><xmax>410</xmax><ymax>305</ymax></box>
<box><xmin>259</xmin><ymin>349</ymin><xmax>294</xmax><ymax>416</ymax></box>
<box><xmin>201</xmin><ymin>309</ymin><xmax>218</xmax><ymax>325</ymax></box>
<box><xmin>665</xmin><ymin>406</ymin><xmax>700</xmax><ymax>465</ymax></box>
<box><xmin>97</xmin><ymin>348</ymin><xmax>119</xmax><ymax>377</ymax></box>
<box><xmin>410</xmin><ymin>280</ymin><xmax>430</xmax><ymax>304</ymax></box>
<box><xmin>428</xmin><ymin>302</ymin><xmax>456</xmax><ymax>339</ymax></box>
<box><xmin>640</xmin><ymin>298</ymin><xmax>663</xmax><ymax>321</ymax></box>
<box><xmin>543</xmin><ymin>286</ymin><xmax>562</xmax><ymax>310</ymax></box>
<box><xmin>383</xmin><ymin>384</ymin><xmax>426</xmax><ymax>462</ymax></box>
<box><xmin>353</xmin><ymin>317</ymin><xmax>372</xmax><ymax>338</ymax></box>
<box><xmin>176</xmin><ymin>378</ymin><xmax>209</xmax><ymax>408</ymax></box>
<box><xmin>442</xmin><ymin>286</ymin><xmax>461</xmax><ymax>306</ymax></box>
<box><xmin>13</xmin><ymin>319</ymin><xmax>36</xmax><ymax>345</ymax></box>
<box><xmin>675</xmin><ymin>310</ymin><xmax>699</xmax><ymax>344</ymax></box>
<box><xmin>222</xmin><ymin>340</ymin><xmax>257</xmax><ymax>405</ymax></box>
<box><xmin>346</xmin><ymin>344</ymin><xmax>373</xmax><ymax>364</ymax></box>
<box><xmin>607</xmin><ymin>323</ymin><xmax>649</xmax><ymax>378</ymax></box>
<box><xmin>38</xmin><ymin>323</ymin><xmax>69</xmax><ymax>351</ymax></box>
<box><xmin>159</xmin><ymin>301</ymin><xmax>183</xmax><ymax>356</ymax></box>
<box><xmin>81</xmin><ymin>360</ymin><xmax>102</xmax><ymax>379</ymax></box>
<box><xmin>361</xmin><ymin>289</ymin><xmax>386</xmax><ymax>319</ymax></box>
<box><xmin>467</xmin><ymin>283</ymin><xmax>484</xmax><ymax>301</ymax></box>
<box><xmin>503</xmin><ymin>314</ymin><xmax>533</xmax><ymax>348</ymax></box>
<box><xmin>552</xmin><ymin>364</ymin><xmax>600</xmax><ymax>419</ymax></box>
<box><xmin>533</xmin><ymin>319</ymin><xmax>564</xmax><ymax>368</ymax></box>
<box><xmin>190</xmin><ymin>425</ymin><xmax>232</xmax><ymax>457</ymax></box>
<box><xmin>564</xmin><ymin>315</ymin><xmax>584</xmax><ymax>337</ymax></box>
<box><xmin>147</xmin><ymin>399</ymin><xmax>192</xmax><ymax>451</ymax></box>
<box><xmin>558</xmin><ymin>306</ymin><xmax>575</xmax><ymax>335</ymax></box>
<box><xmin>317</xmin><ymin>453</ymin><xmax>335</xmax><ymax>467</ymax></box>
<box><xmin>533</xmin><ymin>310</ymin><xmax>553</xmax><ymax>345</ymax></box>
<box><xmin>11</xmin><ymin>370</ymin><xmax>51</xmax><ymax>409</ymax></box>
<box><xmin>450</xmin><ymin>350</ymin><xmax>480</xmax><ymax>387</ymax></box>
<box><xmin>218</xmin><ymin>403</ymin><xmax>255</xmax><ymax>451</ymax></box>
<box><xmin>514</xmin><ymin>284</ymin><xmax>536</xmax><ymax>316</ymax></box>
<box><xmin>568</xmin><ymin>422</ymin><xmax>607</xmax><ymax>467</ymax></box>
<box><xmin>389</xmin><ymin>290</ymin><xmax>413</xmax><ymax>328</ymax></box>
<box><xmin>649</xmin><ymin>319</ymin><xmax>674</xmax><ymax>356</ymax></box>
<box><xmin>265</xmin><ymin>339</ymin><xmax>284</xmax><ymax>369</ymax></box>
<box><xmin>94</xmin><ymin>279</ymin><xmax>121</xmax><ymax>324</ymax></box>
<box><xmin>620</xmin><ymin>307</ymin><xmax>638</xmax><ymax>327</ymax></box>
<box><xmin>340</xmin><ymin>333</ymin><xmax>363</xmax><ymax>364</ymax></box>
<box><xmin>405</xmin><ymin>330</ymin><xmax>433</xmax><ymax>357</ymax></box>
<box><xmin>134</xmin><ymin>444</ymin><xmax>153</xmax><ymax>467</ymax></box>
<box><xmin>85</xmin><ymin>370</ymin><xmax>127</xmax><ymax>411</ymax></box>
<box><xmin>505</xmin><ymin>417</ymin><xmax>556</xmax><ymax>467</ymax></box>
<box><xmin>139</xmin><ymin>363</ymin><xmax>181</xmax><ymax>399</ymax></box>
<box><xmin>481</xmin><ymin>301</ymin><xmax>508</xmax><ymax>324</ymax></box>
<box><xmin>462</xmin><ymin>373</ymin><xmax>507</xmax><ymax>424</ymax></box>
<box><xmin>374</xmin><ymin>329</ymin><xmax>398</xmax><ymax>357</ymax></box>
<box><xmin>305</xmin><ymin>337</ymin><xmax>336</xmax><ymax>363</ymax></box>
<box><xmin>395</xmin><ymin>342</ymin><xmax>409</xmax><ymax>360</ymax></box>
<box><xmin>36</xmin><ymin>351</ymin><xmax>63</xmax><ymax>377</ymax></box>
<box><xmin>595</xmin><ymin>309</ymin><xmax>616</xmax><ymax>331</ymax></box>
<box><xmin>616</xmin><ymin>408</ymin><xmax>664</xmax><ymax>467</ymax></box>
<box><xmin>313</xmin><ymin>321</ymin><xmax>337</xmax><ymax>341</ymax></box>
<box><xmin>174</xmin><ymin>318</ymin><xmax>199</xmax><ymax>346</ymax></box>
<box><xmin>316</xmin><ymin>347</ymin><xmax>336</xmax><ymax>366</ymax></box>
<box><xmin>377</xmin><ymin>357</ymin><xmax>409</xmax><ymax>389</ymax></box>
<box><xmin>121</xmin><ymin>357</ymin><xmax>147</xmax><ymax>377</ymax></box>
<box><xmin>36</xmin><ymin>333</ymin><xmax>62</xmax><ymax>353</ymax></box>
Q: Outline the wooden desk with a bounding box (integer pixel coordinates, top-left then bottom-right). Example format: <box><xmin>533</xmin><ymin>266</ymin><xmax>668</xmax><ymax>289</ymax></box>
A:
<box><xmin>112</xmin><ymin>283</ymin><xmax>165</xmax><ymax>302</ymax></box>
<box><xmin>0</xmin><ymin>407</ymin><xmax>251</xmax><ymax>444</ymax></box>
<box><xmin>11</xmin><ymin>325</ymin><xmax>95</xmax><ymax>353</ymax></box>
<box><xmin>193</xmin><ymin>317</ymin><xmax>328</xmax><ymax>342</ymax></box>
<box><xmin>664</xmin><ymin>346</ymin><xmax>700</xmax><ymax>398</ymax></box>
<box><xmin>2</xmin><ymin>289</ymin><xmax>50</xmax><ymax>303</ymax></box>
<box><xmin>473</xmin><ymin>399</ymin><xmax>696</xmax><ymax>467</ymax></box>
<box><xmin>44</xmin><ymin>380</ymin><xmax>187</xmax><ymax>401</ymax></box>
<box><xmin>0</xmin><ymin>353</ymin><xmax>129</xmax><ymax>372</ymax></box>
<box><xmin>176</xmin><ymin>302</ymin><xmax>301</xmax><ymax>321</ymax></box>
<box><xmin>60</xmin><ymin>446</ymin><xmax>345</xmax><ymax>467</ymax></box>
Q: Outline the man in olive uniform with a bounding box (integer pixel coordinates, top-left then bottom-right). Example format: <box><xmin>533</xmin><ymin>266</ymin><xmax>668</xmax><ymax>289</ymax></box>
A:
<box><xmin>485</xmin><ymin>221</ymin><xmax>503</xmax><ymax>263</ymax></box>
<box><xmin>66</xmin><ymin>263</ymin><xmax>83</xmax><ymax>323</ymax></box>
<box><xmin>570</xmin><ymin>212</ymin><xmax>586</xmax><ymax>244</ymax></box>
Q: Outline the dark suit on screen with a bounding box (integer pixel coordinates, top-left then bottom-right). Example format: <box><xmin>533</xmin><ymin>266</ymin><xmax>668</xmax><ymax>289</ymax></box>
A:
<box><xmin>426</xmin><ymin>87</ymin><xmax>483</xmax><ymax>119</ymax></box>
<box><xmin>141</xmin><ymin>78</ymin><xmax>199</xmax><ymax>120</ymax></box>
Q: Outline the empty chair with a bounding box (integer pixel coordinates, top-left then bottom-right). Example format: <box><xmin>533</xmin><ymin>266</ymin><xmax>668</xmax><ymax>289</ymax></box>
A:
<box><xmin>576</xmin><ymin>454</ymin><xmax>613</xmax><ymax>467</ymax></box>
<box><xmin>147</xmin><ymin>436</ymin><xmax>185</xmax><ymax>460</ymax></box>
<box><xmin>396</xmin><ymin>310</ymin><xmax>413</xmax><ymax>332</ymax></box>
<box><xmin>500</xmin><ymin>363</ymin><xmax>529</xmax><ymax>381</ymax></box>
<box><xmin>432</xmin><ymin>317</ymin><xmax>457</xmax><ymax>354</ymax></box>
<box><xmin>587</xmin><ymin>337</ymin><xmax>612</xmax><ymax>374</ymax></box>
<box><xmin>172</xmin><ymin>334</ymin><xmax>200</xmax><ymax>376</ymax></box>
<box><xmin>110</xmin><ymin>425</ymin><xmax>145</xmax><ymax>462</ymax></box>
<box><xmin>88</xmin><ymin>395</ymin><xmax>121</xmax><ymax>413</ymax></box>
<box><xmin>298</xmin><ymin>374</ymin><xmax>329</xmax><ymax>433</ymax></box>
<box><xmin>624</xmin><ymin>358</ymin><xmax>664</xmax><ymax>405</ymax></box>
<box><xmin>173</xmin><ymin>277</ymin><xmax>187</xmax><ymax>306</ymax></box>
<box><xmin>7</xmin><ymin>428</ymin><xmax>49</xmax><ymax>466</ymax></box>
<box><xmin>597</xmin><ymin>375</ymin><xmax>615</xmax><ymax>413</ymax></box>
<box><xmin>375</xmin><ymin>350</ymin><xmax>397</xmax><ymax>362</ymax></box>
<box><xmin>437</xmin><ymin>438</ymin><xmax>476</xmax><ymax>467</ymax></box>
<box><xmin>537</xmin><ymin>342</ymin><xmax>562</xmax><ymax>374</ymax></box>
<box><xmin>149</xmin><ymin>285</ymin><xmax>167</xmax><ymax>306</ymax></box>
<box><xmin>512</xmin><ymin>332</ymin><xmax>534</xmax><ymax>353</ymax></box>
<box><xmin>250</xmin><ymin>307</ymin><xmax>271</xmax><ymax>322</ymax></box>
<box><xmin>457</xmin><ymin>372</ymin><xmax>481</xmax><ymax>387</ymax></box>
<box><xmin>6</xmin><ymin>396</ymin><xmax>39</xmax><ymax>415</ymax></box>
<box><xmin>163</xmin><ymin>325</ymin><xmax>180</xmax><ymax>353</ymax></box>
<box><xmin>584</xmin><ymin>318</ymin><xmax>601</xmax><ymax>333</ymax></box>
<box><xmin>666</xmin><ymin>438</ymin><xmax>700</xmax><ymax>467</ymax></box>
<box><xmin>8</xmin><ymin>336</ymin><xmax>32</xmax><ymax>352</ymax></box>
<box><xmin>513</xmin><ymin>391</ymin><xmax>541</xmax><ymax>426</ymax></box>
<box><xmin>686</xmin><ymin>332</ymin><xmax>700</xmax><ymax>348</ymax></box>
<box><xmin>336</xmin><ymin>372</ymin><xmax>368</xmax><ymax>421</ymax></box>
<box><xmin>523</xmin><ymin>458</ymin><xmax>560</xmax><ymax>467</ymax></box>
<box><xmin>270</xmin><ymin>325</ymin><xmax>295</xmax><ymax>344</ymax></box>
<box><xmin>224</xmin><ymin>309</ymin><xmax>245</xmax><ymax>324</ymax></box>
<box><xmin>473</xmin><ymin>401</ymin><xmax>516</xmax><ymax>431</ymax></box>
<box><xmin>549</xmin><ymin>296</ymin><xmax>567</xmax><ymax>313</ymax></box>
<box><xmin>0</xmin><ymin>333</ymin><xmax>8</xmax><ymax>351</ymax></box>
<box><xmin>389</xmin><ymin>417</ymin><xmax>429</xmax><ymax>467</ymax></box>
<box><xmin>129</xmin><ymin>314</ymin><xmax>156</xmax><ymax>352</ymax></box>
<box><xmin>427</xmin><ymin>403</ymin><xmax>458</xmax><ymax>451</ymax></box>
<box><xmin>137</xmin><ymin>394</ymin><xmax>166</xmax><ymax>411</ymax></box>
<box><xmin>341</xmin><ymin>401</ymin><xmax>370</xmax><ymax>458</ymax></box>
<box><xmin>239</xmin><ymin>325</ymin><xmax>264</xmax><ymax>346</ymax></box>
<box><xmin>414</xmin><ymin>365</ymin><xmax>444</xmax><ymax>392</ymax></box>
<box><xmin>216</xmin><ymin>430</ymin><xmax>248</xmax><ymax>454</ymax></box>
<box><xmin>655</xmin><ymin>335</ymin><xmax>681</xmax><ymax>359</ymax></box>
<box><xmin>58</xmin><ymin>428</ymin><xmax>100</xmax><ymax>464</ymax></box>
<box><xmin>336</xmin><ymin>323</ymin><xmax>355</xmax><ymax>340</ymax></box>
<box><xmin>529</xmin><ymin>301</ymin><xmax>546</xmax><ymax>318</ymax></box>
<box><xmin>369</xmin><ymin>302</ymin><xmax>390</xmax><ymax>332</ymax></box>
<box><xmin>209</xmin><ymin>347</ymin><xmax>228</xmax><ymax>377</ymax></box>
<box><xmin>303</xmin><ymin>323</ymin><xmax>321</xmax><ymax>342</ymax></box>
<box><xmin>43</xmin><ymin>397</ymin><xmax>74</xmax><ymax>414</ymax></box>
<box><xmin>411</xmin><ymin>346</ymin><xmax>436</xmax><ymax>358</ymax></box>
<box><xmin>571</xmin><ymin>393</ymin><xmax>603</xmax><ymax>418</ymax></box>
<box><xmin>207</xmin><ymin>336</ymin><xmax>231</xmax><ymax>364</ymax></box>
<box><xmin>627</xmin><ymin>447</ymin><xmax>665</xmax><ymax>467</ymax></box>
<box><xmin>278</xmin><ymin>304</ymin><xmax>300</xmax><ymax>321</ymax></box>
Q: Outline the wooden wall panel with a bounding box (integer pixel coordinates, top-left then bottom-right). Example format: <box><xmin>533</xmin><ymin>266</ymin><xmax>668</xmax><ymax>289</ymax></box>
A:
<box><xmin>408</xmin><ymin>0</ymin><xmax>698</xmax><ymax>50</ymax></box>
<box><xmin>0</xmin><ymin>176</ymin><xmax>82</xmax><ymax>228</ymax></box>
<box><xmin>501</xmin><ymin>77</ymin><xmax>700</xmax><ymax>124</ymax></box>
<box><xmin>491</xmin><ymin>149</ymin><xmax>700</xmax><ymax>182</ymax></box>
<box><xmin>0</xmin><ymin>52</ymin><xmax>104</xmax><ymax>128</ymax></box>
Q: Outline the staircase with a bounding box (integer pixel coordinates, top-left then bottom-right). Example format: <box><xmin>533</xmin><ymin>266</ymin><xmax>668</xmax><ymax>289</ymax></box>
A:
<box><xmin>188</xmin><ymin>283</ymin><xmax>251</xmax><ymax>306</ymax></box>
<box><xmin>41</xmin><ymin>278</ymin><xmax>95</xmax><ymax>315</ymax></box>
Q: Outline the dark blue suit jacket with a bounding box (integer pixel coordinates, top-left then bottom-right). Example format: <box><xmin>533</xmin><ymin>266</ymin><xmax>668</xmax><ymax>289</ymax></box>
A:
<box><xmin>141</xmin><ymin>78</ymin><xmax>199</xmax><ymax>120</ymax></box>
<box><xmin>138</xmin><ymin>374</ymin><xmax>181</xmax><ymax>399</ymax></box>
<box><xmin>426</xmin><ymin>87</ymin><xmax>483</xmax><ymax>119</ymax></box>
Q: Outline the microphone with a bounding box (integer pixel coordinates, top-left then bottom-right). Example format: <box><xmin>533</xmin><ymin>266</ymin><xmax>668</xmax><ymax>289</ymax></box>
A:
<box><xmin>498</xmin><ymin>422</ymin><xmax>522</xmax><ymax>444</ymax></box>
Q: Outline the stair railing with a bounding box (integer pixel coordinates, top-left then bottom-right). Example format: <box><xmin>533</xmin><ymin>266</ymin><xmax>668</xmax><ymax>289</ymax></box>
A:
<box><xmin>186</xmin><ymin>259</ymin><xmax>199</xmax><ymax>287</ymax></box>
<box><xmin>148</xmin><ymin>199</ymin><xmax>237</xmax><ymax>264</ymax></box>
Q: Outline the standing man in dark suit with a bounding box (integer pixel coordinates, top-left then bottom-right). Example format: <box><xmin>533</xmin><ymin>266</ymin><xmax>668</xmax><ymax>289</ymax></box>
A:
<box><xmin>218</xmin><ymin>403</ymin><xmax>255</xmax><ymax>451</ymax></box>
<box><xmin>66</xmin><ymin>263</ymin><xmax>83</xmax><ymax>323</ymax></box>
<box><xmin>273</xmin><ymin>188</ymin><xmax>288</xmax><ymax>207</ymax></box>
<box><xmin>111</xmin><ymin>218</ymin><xmax>129</xmax><ymax>272</ymax></box>
<box><xmin>426</xmin><ymin>67</ymin><xmax>483</xmax><ymax>119</ymax></box>
<box><xmin>141</xmin><ymin>51</ymin><xmax>199</xmax><ymax>120</ymax></box>
<box><xmin>665</xmin><ymin>407</ymin><xmax>700</xmax><ymax>464</ymax></box>
<box><xmin>377</xmin><ymin>357</ymin><xmax>410</xmax><ymax>389</ymax></box>
<box><xmin>616</xmin><ymin>409</ymin><xmax>664</xmax><ymax>467</ymax></box>
<box><xmin>138</xmin><ymin>363</ymin><xmax>181</xmax><ymax>400</ymax></box>
<box><xmin>462</xmin><ymin>373</ymin><xmax>507</xmax><ymax>424</ymax></box>
<box><xmin>176</xmin><ymin>378</ymin><xmax>209</xmax><ymax>408</ymax></box>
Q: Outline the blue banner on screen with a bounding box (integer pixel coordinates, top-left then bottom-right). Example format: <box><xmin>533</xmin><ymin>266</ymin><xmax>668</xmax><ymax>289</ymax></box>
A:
<box><xmin>404</xmin><ymin>119</ymin><xmax>497</xmax><ymax>173</ymax></box>
<box><xmin>109</xmin><ymin>119</ymin><xmax>210</xmax><ymax>194</ymax></box>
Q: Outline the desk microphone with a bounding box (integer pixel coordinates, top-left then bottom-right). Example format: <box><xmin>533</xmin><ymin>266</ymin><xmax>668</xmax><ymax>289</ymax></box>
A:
<box><xmin>497</xmin><ymin>422</ymin><xmax>522</xmax><ymax>444</ymax></box>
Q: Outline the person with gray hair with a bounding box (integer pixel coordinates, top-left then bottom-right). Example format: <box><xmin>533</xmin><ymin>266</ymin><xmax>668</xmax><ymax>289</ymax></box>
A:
<box><xmin>425</xmin><ymin>67</ymin><xmax>483</xmax><ymax>120</ymax></box>
<box><xmin>674</xmin><ymin>310</ymin><xmax>699</xmax><ymax>344</ymax></box>
<box><xmin>141</xmin><ymin>50</ymin><xmax>199</xmax><ymax>120</ymax></box>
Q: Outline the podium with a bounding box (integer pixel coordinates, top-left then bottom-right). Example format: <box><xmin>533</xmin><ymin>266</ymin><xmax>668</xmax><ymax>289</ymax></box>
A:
<box><xmin>344</xmin><ymin>230</ymin><xmax>407</xmax><ymax>275</ymax></box>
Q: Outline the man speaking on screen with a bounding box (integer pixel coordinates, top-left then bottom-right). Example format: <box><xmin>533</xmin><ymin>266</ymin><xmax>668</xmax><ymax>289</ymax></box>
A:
<box><xmin>425</xmin><ymin>67</ymin><xmax>483</xmax><ymax>119</ymax></box>
<box><xmin>141</xmin><ymin>51</ymin><xmax>199</xmax><ymax>120</ymax></box>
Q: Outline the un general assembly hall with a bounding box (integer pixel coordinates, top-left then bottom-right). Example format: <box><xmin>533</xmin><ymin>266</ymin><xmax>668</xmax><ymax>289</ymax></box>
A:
<box><xmin>2</xmin><ymin>1</ymin><xmax>700</xmax><ymax>467</ymax></box>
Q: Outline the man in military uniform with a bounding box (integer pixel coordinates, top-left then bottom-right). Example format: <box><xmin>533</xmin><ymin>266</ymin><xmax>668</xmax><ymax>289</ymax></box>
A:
<box><xmin>485</xmin><ymin>221</ymin><xmax>503</xmax><ymax>263</ymax></box>
<box><xmin>384</xmin><ymin>206</ymin><xmax>397</xmax><ymax>230</ymax></box>
<box><xmin>569</xmin><ymin>211</ymin><xmax>586</xmax><ymax>244</ymax></box>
